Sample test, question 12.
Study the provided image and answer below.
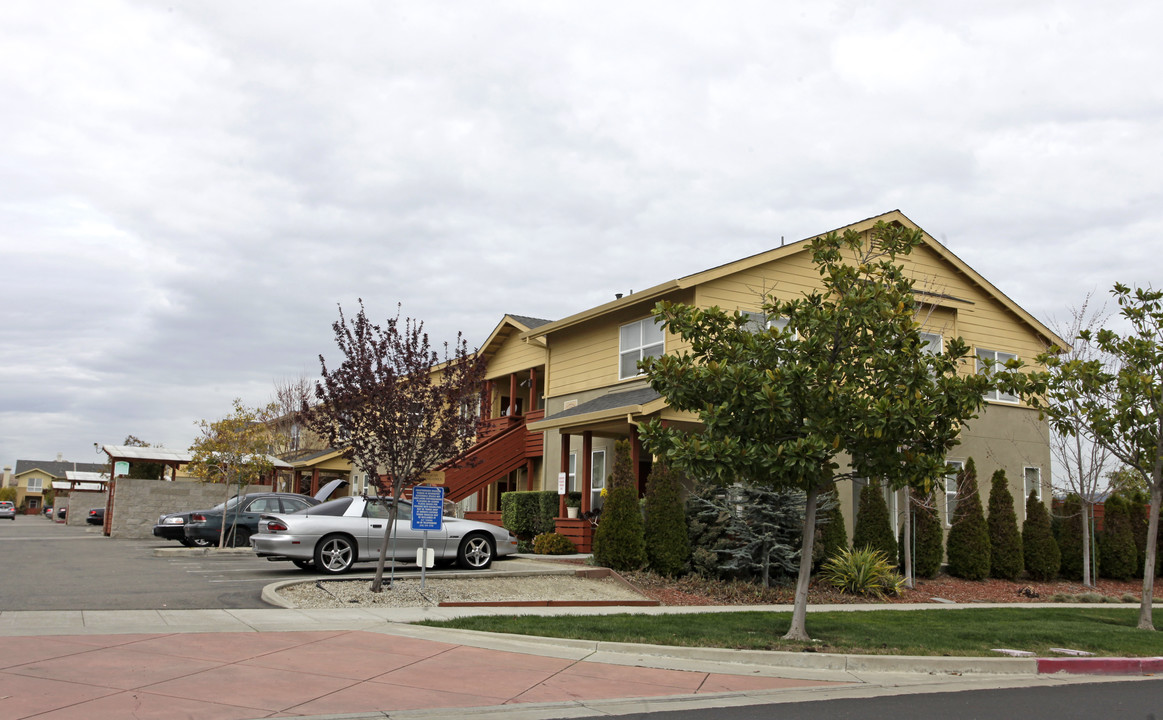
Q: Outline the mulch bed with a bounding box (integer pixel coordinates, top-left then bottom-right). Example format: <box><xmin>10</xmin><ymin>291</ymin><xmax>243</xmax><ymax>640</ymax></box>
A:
<box><xmin>617</xmin><ymin>570</ymin><xmax>1156</xmax><ymax>607</ymax></box>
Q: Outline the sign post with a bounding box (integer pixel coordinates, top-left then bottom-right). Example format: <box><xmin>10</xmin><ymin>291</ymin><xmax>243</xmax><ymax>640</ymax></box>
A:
<box><xmin>410</xmin><ymin>485</ymin><xmax>445</xmax><ymax>591</ymax></box>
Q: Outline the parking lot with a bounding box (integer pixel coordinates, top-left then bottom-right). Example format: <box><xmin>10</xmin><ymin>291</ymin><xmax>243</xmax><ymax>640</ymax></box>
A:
<box><xmin>0</xmin><ymin>514</ymin><xmax>465</xmax><ymax>611</ymax></box>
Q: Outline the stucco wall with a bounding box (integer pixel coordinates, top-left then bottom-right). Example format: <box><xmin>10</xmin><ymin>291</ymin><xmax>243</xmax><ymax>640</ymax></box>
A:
<box><xmin>108</xmin><ymin>478</ymin><xmax>271</xmax><ymax>539</ymax></box>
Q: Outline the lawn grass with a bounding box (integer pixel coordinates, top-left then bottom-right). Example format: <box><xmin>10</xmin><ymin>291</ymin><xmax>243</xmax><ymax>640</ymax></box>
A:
<box><xmin>420</xmin><ymin>607</ymin><xmax>1163</xmax><ymax>657</ymax></box>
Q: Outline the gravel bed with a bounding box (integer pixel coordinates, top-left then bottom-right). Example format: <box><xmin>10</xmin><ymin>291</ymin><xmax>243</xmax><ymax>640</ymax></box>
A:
<box><xmin>280</xmin><ymin>575</ymin><xmax>648</xmax><ymax>609</ymax></box>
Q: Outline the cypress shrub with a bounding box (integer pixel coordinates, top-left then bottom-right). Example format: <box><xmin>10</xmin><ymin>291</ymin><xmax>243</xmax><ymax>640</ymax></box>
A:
<box><xmin>987</xmin><ymin>470</ymin><xmax>1023</xmax><ymax>580</ymax></box>
<box><xmin>643</xmin><ymin>462</ymin><xmax>691</xmax><ymax>577</ymax></box>
<box><xmin>1122</xmin><ymin>489</ymin><xmax>1149</xmax><ymax>576</ymax></box>
<box><xmin>816</xmin><ymin>491</ymin><xmax>848</xmax><ymax>569</ymax></box>
<box><xmin>591</xmin><ymin>440</ymin><xmax>646</xmax><ymax>571</ymax></box>
<box><xmin>852</xmin><ymin>480</ymin><xmax>897</xmax><ymax>566</ymax></box>
<box><xmin>945</xmin><ymin>458</ymin><xmax>991</xmax><ymax>580</ymax></box>
<box><xmin>912</xmin><ymin>488</ymin><xmax>944</xmax><ymax>579</ymax></box>
<box><xmin>1100</xmin><ymin>494</ymin><xmax>1138</xmax><ymax>581</ymax></box>
<box><xmin>1022</xmin><ymin>490</ymin><xmax>1060</xmax><ymax>581</ymax></box>
<box><xmin>1057</xmin><ymin>494</ymin><xmax>1088</xmax><ymax>581</ymax></box>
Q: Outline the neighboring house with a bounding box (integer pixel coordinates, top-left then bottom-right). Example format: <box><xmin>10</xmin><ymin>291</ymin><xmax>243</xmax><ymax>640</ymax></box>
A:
<box><xmin>12</xmin><ymin>458</ymin><xmax>107</xmax><ymax>511</ymax></box>
<box><xmin>315</xmin><ymin>211</ymin><xmax>1065</xmax><ymax>546</ymax></box>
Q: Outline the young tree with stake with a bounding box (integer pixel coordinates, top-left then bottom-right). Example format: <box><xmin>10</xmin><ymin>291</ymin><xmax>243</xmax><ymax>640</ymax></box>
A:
<box><xmin>305</xmin><ymin>301</ymin><xmax>486</xmax><ymax>592</ymax></box>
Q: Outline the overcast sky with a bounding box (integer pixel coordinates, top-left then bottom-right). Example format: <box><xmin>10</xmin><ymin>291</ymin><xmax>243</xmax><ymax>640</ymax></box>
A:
<box><xmin>2</xmin><ymin>1</ymin><xmax>1160</xmax><ymax>469</ymax></box>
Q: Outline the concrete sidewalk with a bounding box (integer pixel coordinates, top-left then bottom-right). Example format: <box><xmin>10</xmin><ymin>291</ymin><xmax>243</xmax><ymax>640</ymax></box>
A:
<box><xmin>1</xmin><ymin>603</ymin><xmax>1157</xmax><ymax>720</ymax></box>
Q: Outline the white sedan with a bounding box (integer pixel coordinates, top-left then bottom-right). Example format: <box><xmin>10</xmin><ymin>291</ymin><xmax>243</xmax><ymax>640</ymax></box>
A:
<box><xmin>253</xmin><ymin>494</ymin><xmax>517</xmax><ymax>574</ymax></box>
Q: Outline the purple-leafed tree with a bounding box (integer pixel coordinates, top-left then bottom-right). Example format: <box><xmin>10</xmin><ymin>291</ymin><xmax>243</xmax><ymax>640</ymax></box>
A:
<box><xmin>305</xmin><ymin>300</ymin><xmax>486</xmax><ymax>592</ymax></box>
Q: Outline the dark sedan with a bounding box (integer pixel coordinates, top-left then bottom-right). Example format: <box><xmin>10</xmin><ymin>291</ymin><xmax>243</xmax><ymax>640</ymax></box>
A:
<box><xmin>179</xmin><ymin>480</ymin><xmax>348</xmax><ymax>548</ymax></box>
<box><xmin>154</xmin><ymin>480</ymin><xmax>346</xmax><ymax>547</ymax></box>
<box><xmin>86</xmin><ymin>508</ymin><xmax>104</xmax><ymax>525</ymax></box>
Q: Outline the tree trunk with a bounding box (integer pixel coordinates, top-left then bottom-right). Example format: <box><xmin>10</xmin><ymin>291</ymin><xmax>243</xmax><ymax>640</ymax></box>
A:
<box><xmin>903</xmin><ymin>491</ymin><xmax>914</xmax><ymax>589</ymax></box>
<box><xmin>1138</xmin><ymin>479</ymin><xmax>1160</xmax><ymax>631</ymax></box>
<box><xmin>1081</xmin><ymin>500</ymin><xmax>1093</xmax><ymax>588</ymax></box>
<box><xmin>783</xmin><ymin>483</ymin><xmax>820</xmax><ymax>642</ymax></box>
<box><xmin>371</xmin><ymin>479</ymin><xmax>404</xmax><ymax>593</ymax></box>
<box><xmin>218</xmin><ymin>474</ymin><xmax>234</xmax><ymax>549</ymax></box>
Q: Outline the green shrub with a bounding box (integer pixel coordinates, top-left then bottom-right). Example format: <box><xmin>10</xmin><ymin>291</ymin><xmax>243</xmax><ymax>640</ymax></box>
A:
<box><xmin>946</xmin><ymin>458</ymin><xmax>991</xmax><ymax>580</ymax></box>
<box><xmin>1099</xmin><ymin>494</ymin><xmax>1138</xmax><ymax>581</ymax></box>
<box><xmin>591</xmin><ymin>440</ymin><xmax>646</xmax><ymax>571</ymax></box>
<box><xmin>815</xmin><ymin>491</ymin><xmax>848</xmax><ymax>571</ymax></box>
<box><xmin>987</xmin><ymin>470</ymin><xmax>1023</xmax><ymax>580</ymax></box>
<box><xmin>1057</xmin><ymin>494</ymin><xmax>1090</xmax><ymax>581</ymax></box>
<box><xmin>1022</xmin><ymin>490</ymin><xmax>1060</xmax><ymax>581</ymax></box>
<box><xmin>912</xmin><ymin>488</ymin><xmax>944</xmax><ymax>579</ymax></box>
<box><xmin>532</xmin><ymin>532</ymin><xmax>577</xmax><ymax>555</ymax></box>
<box><xmin>643</xmin><ymin>463</ymin><xmax>691</xmax><ymax>577</ymax></box>
<box><xmin>819</xmin><ymin>547</ymin><xmax>905</xmax><ymax>599</ymax></box>
<box><xmin>500</xmin><ymin>490</ymin><xmax>559</xmax><ymax>540</ymax></box>
<box><xmin>852</xmin><ymin>480</ymin><xmax>897</xmax><ymax>566</ymax></box>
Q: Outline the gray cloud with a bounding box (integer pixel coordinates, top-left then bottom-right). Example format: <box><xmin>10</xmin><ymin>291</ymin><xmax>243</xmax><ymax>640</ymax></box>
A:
<box><xmin>3</xmin><ymin>0</ymin><xmax>1161</xmax><ymax>465</ymax></box>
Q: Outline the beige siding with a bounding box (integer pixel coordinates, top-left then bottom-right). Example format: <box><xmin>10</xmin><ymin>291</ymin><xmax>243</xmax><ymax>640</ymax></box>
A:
<box><xmin>486</xmin><ymin>332</ymin><xmax>546</xmax><ymax>379</ymax></box>
<box><xmin>546</xmin><ymin>290</ymin><xmax>695</xmax><ymax>397</ymax></box>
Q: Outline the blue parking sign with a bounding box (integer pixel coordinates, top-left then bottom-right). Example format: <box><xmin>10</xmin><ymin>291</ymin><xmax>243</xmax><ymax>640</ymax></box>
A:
<box><xmin>410</xmin><ymin>485</ymin><xmax>444</xmax><ymax>531</ymax></box>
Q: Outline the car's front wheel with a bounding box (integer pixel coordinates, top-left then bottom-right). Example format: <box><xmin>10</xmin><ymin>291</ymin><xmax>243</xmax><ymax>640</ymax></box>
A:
<box><xmin>457</xmin><ymin>533</ymin><xmax>494</xmax><ymax>570</ymax></box>
<box><xmin>315</xmin><ymin>534</ymin><xmax>356</xmax><ymax>574</ymax></box>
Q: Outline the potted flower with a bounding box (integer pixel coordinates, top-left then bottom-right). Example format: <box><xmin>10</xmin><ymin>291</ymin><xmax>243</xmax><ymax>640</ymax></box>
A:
<box><xmin>565</xmin><ymin>493</ymin><xmax>581</xmax><ymax>519</ymax></box>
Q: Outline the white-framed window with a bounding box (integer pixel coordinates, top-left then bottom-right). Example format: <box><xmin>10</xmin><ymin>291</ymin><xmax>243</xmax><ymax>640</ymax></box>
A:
<box><xmin>590</xmin><ymin>449</ymin><xmax>606</xmax><ymax>508</ymax></box>
<box><xmin>976</xmin><ymin>348</ymin><xmax>1019</xmax><ymax>403</ymax></box>
<box><xmin>568</xmin><ymin>452</ymin><xmax>577</xmax><ymax>492</ymax></box>
<box><xmin>1024</xmin><ymin>466</ymin><xmax>1042</xmax><ymax>502</ymax></box>
<box><xmin>27</xmin><ymin>477</ymin><xmax>43</xmax><ymax>493</ymax></box>
<box><xmin>944</xmin><ymin>460</ymin><xmax>963</xmax><ymax>526</ymax></box>
<box><xmin>619</xmin><ymin>318</ymin><xmax>665</xmax><ymax>379</ymax></box>
<box><xmin>920</xmin><ymin>331</ymin><xmax>943</xmax><ymax>355</ymax></box>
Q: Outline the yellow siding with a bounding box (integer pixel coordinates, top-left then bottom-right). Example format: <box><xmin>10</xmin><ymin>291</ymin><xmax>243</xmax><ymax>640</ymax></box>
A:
<box><xmin>546</xmin><ymin>290</ymin><xmax>695</xmax><ymax>397</ymax></box>
<box><xmin>543</xmin><ymin>238</ymin><xmax>1050</xmax><ymax>404</ymax></box>
<box><xmin>486</xmin><ymin>331</ymin><xmax>546</xmax><ymax>379</ymax></box>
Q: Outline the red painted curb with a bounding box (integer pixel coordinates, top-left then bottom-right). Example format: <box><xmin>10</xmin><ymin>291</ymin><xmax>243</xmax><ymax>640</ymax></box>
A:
<box><xmin>1037</xmin><ymin>657</ymin><xmax>1163</xmax><ymax>675</ymax></box>
<box><xmin>438</xmin><ymin>600</ymin><xmax>661</xmax><ymax>607</ymax></box>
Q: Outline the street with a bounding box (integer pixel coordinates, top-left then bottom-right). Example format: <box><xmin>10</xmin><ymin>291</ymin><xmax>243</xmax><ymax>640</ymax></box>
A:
<box><xmin>595</xmin><ymin>679</ymin><xmax>1163</xmax><ymax>720</ymax></box>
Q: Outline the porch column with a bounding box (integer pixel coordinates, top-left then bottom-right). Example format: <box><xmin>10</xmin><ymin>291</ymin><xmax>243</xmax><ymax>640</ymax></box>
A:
<box><xmin>293</xmin><ymin>469</ymin><xmax>303</xmax><ymax>494</ymax></box>
<box><xmin>483</xmin><ymin>380</ymin><xmax>493</xmax><ymax>419</ymax></box>
<box><xmin>559</xmin><ymin>432</ymin><xmax>571</xmax><ymax>517</ymax></box>
<box><xmin>581</xmin><ymin>431</ymin><xmax>593</xmax><ymax>514</ymax></box>
<box><xmin>528</xmin><ymin>368</ymin><xmax>538</xmax><ymax>410</ymax></box>
<box><xmin>630</xmin><ymin>425</ymin><xmax>645</xmax><ymax>495</ymax></box>
<box><xmin>525</xmin><ymin>459</ymin><xmax>535</xmax><ymax>491</ymax></box>
<box><xmin>508</xmin><ymin>374</ymin><xmax>518</xmax><ymax>416</ymax></box>
<box><xmin>310</xmin><ymin>468</ymin><xmax>320</xmax><ymax>496</ymax></box>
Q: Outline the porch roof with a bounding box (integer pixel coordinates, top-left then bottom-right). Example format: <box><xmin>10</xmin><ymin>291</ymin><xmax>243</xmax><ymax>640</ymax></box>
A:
<box><xmin>528</xmin><ymin>386</ymin><xmax>668</xmax><ymax>433</ymax></box>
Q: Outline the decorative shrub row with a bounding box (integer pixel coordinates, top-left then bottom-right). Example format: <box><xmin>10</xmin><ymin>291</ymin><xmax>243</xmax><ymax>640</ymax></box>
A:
<box><xmin>499</xmin><ymin>490</ymin><xmax>558</xmax><ymax>540</ymax></box>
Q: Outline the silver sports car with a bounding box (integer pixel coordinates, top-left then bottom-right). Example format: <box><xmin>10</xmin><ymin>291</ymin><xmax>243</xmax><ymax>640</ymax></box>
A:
<box><xmin>252</xmin><ymin>494</ymin><xmax>518</xmax><ymax>574</ymax></box>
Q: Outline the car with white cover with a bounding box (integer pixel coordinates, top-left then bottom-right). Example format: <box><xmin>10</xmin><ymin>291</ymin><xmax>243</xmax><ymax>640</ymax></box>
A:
<box><xmin>253</xmin><ymin>494</ymin><xmax>517</xmax><ymax>574</ymax></box>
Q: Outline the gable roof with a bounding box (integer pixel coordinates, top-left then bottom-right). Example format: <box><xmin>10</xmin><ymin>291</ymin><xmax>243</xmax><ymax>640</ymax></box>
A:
<box><xmin>523</xmin><ymin>210</ymin><xmax>1068</xmax><ymax>350</ymax></box>
<box><xmin>15</xmin><ymin>460</ymin><xmax>107</xmax><ymax>478</ymax></box>
<box><xmin>477</xmin><ymin>313</ymin><xmax>554</xmax><ymax>360</ymax></box>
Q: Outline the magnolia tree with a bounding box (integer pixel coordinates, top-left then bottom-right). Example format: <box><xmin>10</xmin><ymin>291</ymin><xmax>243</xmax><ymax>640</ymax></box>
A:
<box><xmin>640</xmin><ymin>222</ymin><xmax>998</xmax><ymax>642</ymax></box>
<box><xmin>305</xmin><ymin>301</ymin><xmax>486</xmax><ymax>592</ymax></box>
<box><xmin>188</xmin><ymin>399</ymin><xmax>278</xmax><ymax>548</ymax></box>
<box><xmin>1028</xmin><ymin>283</ymin><xmax>1163</xmax><ymax>631</ymax></box>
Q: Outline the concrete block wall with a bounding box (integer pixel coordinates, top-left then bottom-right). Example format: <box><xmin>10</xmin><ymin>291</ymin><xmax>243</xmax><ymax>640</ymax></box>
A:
<box><xmin>108</xmin><ymin>478</ymin><xmax>270</xmax><ymax>539</ymax></box>
<box><xmin>62</xmin><ymin>490</ymin><xmax>108</xmax><ymax>527</ymax></box>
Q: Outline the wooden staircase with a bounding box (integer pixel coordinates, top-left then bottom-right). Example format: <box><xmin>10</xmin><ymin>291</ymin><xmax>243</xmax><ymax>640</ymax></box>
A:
<box><xmin>439</xmin><ymin>410</ymin><xmax>543</xmax><ymax>503</ymax></box>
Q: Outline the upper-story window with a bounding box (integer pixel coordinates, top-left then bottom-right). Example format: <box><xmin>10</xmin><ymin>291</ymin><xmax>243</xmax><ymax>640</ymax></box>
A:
<box><xmin>919</xmin><ymin>331</ymin><xmax>943</xmax><ymax>354</ymax></box>
<box><xmin>976</xmin><ymin>348</ymin><xmax>1019</xmax><ymax>403</ymax></box>
<box><xmin>27</xmin><ymin>477</ymin><xmax>43</xmax><ymax>493</ymax></box>
<box><xmin>619</xmin><ymin>318</ymin><xmax>664</xmax><ymax>379</ymax></box>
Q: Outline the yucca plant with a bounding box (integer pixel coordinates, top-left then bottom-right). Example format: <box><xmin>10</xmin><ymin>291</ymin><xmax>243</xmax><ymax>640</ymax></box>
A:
<box><xmin>819</xmin><ymin>547</ymin><xmax>905</xmax><ymax>599</ymax></box>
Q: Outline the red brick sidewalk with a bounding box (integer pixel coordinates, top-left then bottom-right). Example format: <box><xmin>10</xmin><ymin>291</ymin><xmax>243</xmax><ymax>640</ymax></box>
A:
<box><xmin>0</xmin><ymin>630</ymin><xmax>845</xmax><ymax>719</ymax></box>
